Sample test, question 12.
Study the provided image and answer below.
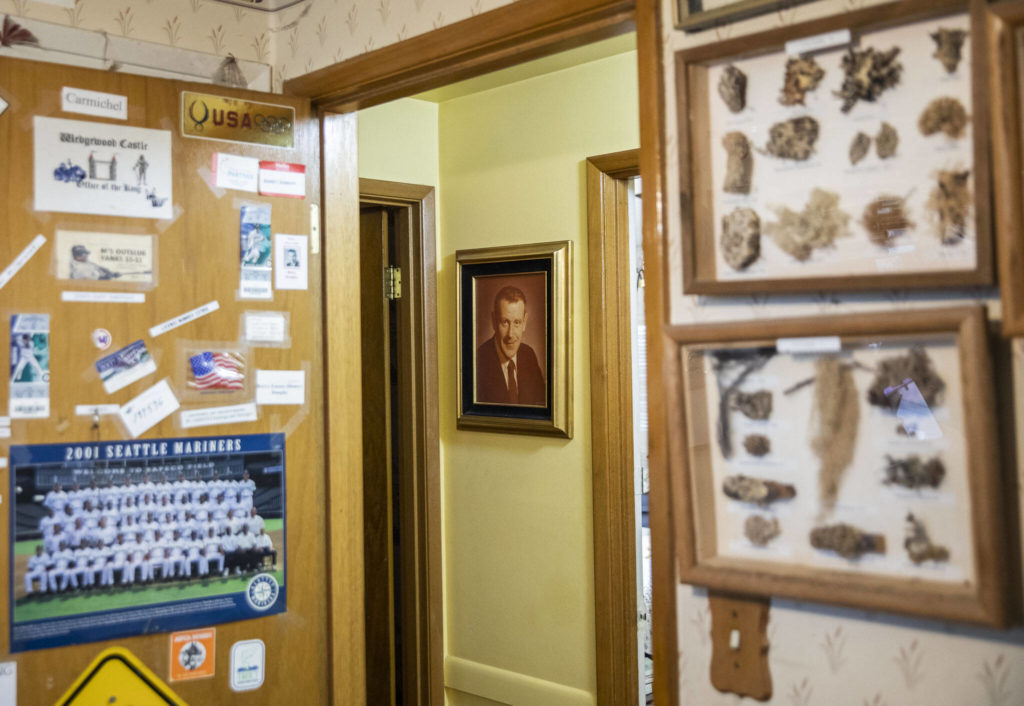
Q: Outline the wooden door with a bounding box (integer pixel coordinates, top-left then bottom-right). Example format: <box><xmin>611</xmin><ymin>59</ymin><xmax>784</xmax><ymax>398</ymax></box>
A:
<box><xmin>0</xmin><ymin>57</ymin><xmax>330</xmax><ymax>703</ymax></box>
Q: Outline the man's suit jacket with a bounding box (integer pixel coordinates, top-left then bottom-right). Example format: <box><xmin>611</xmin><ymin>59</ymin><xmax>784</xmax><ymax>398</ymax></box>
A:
<box><xmin>475</xmin><ymin>339</ymin><xmax>546</xmax><ymax>405</ymax></box>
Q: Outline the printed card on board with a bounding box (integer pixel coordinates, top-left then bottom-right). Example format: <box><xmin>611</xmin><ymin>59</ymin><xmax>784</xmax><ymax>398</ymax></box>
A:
<box><xmin>239</xmin><ymin>205</ymin><xmax>272</xmax><ymax>300</ymax></box>
<box><xmin>274</xmin><ymin>234</ymin><xmax>307</xmax><ymax>290</ymax></box>
<box><xmin>9</xmin><ymin>314</ymin><xmax>50</xmax><ymax>419</ymax></box>
<box><xmin>55</xmin><ymin>230</ymin><xmax>154</xmax><ymax>284</ymax></box>
<box><xmin>188</xmin><ymin>351</ymin><xmax>246</xmax><ymax>392</ymax></box>
<box><xmin>95</xmin><ymin>340</ymin><xmax>156</xmax><ymax>394</ymax></box>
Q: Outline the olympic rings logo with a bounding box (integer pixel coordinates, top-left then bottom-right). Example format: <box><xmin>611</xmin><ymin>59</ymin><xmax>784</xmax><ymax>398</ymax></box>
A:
<box><xmin>254</xmin><ymin>113</ymin><xmax>292</xmax><ymax>134</ymax></box>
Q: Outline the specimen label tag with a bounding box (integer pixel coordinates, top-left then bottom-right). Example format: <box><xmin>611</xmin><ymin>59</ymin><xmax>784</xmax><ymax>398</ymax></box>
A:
<box><xmin>776</xmin><ymin>336</ymin><xmax>841</xmax><ymax>354</ymax></box>
<box><xmin>785</xmin><ymin>29</ymin><xmax>851</xmax><ymax>56</ymax></box>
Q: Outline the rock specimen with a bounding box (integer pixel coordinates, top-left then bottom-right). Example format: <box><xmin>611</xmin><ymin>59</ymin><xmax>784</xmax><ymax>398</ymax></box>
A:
<box><xmin>712</xmin><ymin>349</ymin><xmax>775</xmax><ymax>459</ymax></box>
<box><xmin>866</xmin><ymin>347</ymin><xmax>946</xmax><ymax>410</ymax></box>
<box><xmin>927</xmin><ymin>169</ymin><xmax>971</xmax><ymax>244</ymax></box>
<box><xmin>931</xmin><ymin>28</ymin><xmax>968</xmax><ymax>73</ymax></box>
<box><xmin>779</xmin><ymin>55</ymin><xmax>825</xmax><ymax>106</ymax></box>
<box><xmin>722</xmin><ymin>132</ymin><xmax>753</xmax><ymax>194</ymax></box>
<box><xmin>763</xmin><ymin>116</ymin><xmax>819</xmax><ymax>160</ymax></box>
<box><xmin>918</xmin><ymin>97</ymin><xmax>969</xmax><ymax>138</ymax></box>
<box><xmin>810</xmin><ymin>357</ymin><xmax>859</xmax><ymax>512</ymax></box>
<box><xmin>849</xmin><ymin>131</ymin><xmax>871</xmax><ymax>165</ymax></box>
<box><xmin>766</xmin><ymin>188</ymin><xmax>850</xmax><ymax>261</ymax></box>
<box><xmin>810</xmin><ymin>523</ymin><xmax>886</xmax><ymax>559</ymax></box>
<box><xmin>721</xmin><ymin>208</ymin><xmax>760</xmax><ymax>271</ymax></box>
<box><xmin>861</xmin><ymin>195</ymin><xmax>912</xmax><ymax>247</ymax></box>
<box><xmin>723</xmin><ymin>474</ymin><xmax>796</xmax><ymax>506</ymax></box>
<box><xmin>744</xmin><ymin>515</ymin><xmax>781</xmax><ymax>546</ymax></box>
<box><xmin>904</xmin><ymin>513</ymin><xmax>950</xmax><ymax>563</ymax></box>
<box><xmin>733</xmin><ymin>390</ymin><xmax>772</xmax><ymax>419</ymax></box>
<box><xmin>743</xmin><ymin>434</ymin><xmax>771</xmax><ymax>457</ymax></box>
<box><xmin>883</xmin><ymin>455</ymin><xmax>946</xmax><ymax>489</ymax></box>
<box><xmin>835</xmin><ymin>46</ymin><xmax>903</xmax><ymax>113</ymax></box>
<box><xmin>718</xmin><ymin>64</ymin><xmax>747</xmax><ymax>113</ymax></box>
<box><xmin>875</xmin><ymin>122</ymin><xmax>899</xmax><ymax>159</ymax></box>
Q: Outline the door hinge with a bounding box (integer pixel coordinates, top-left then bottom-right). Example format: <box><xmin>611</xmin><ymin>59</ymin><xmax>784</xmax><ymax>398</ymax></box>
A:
<box><xmin>385</xmin><ymin>265</ymin><xmax>402</xmax><ymax>300</ymax></box>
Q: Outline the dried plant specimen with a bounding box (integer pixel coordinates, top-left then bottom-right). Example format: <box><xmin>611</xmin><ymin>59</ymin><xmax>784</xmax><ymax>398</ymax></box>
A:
<box><xmin>904</xmin><ymin>513</ymin><xmax>950</xmax><ymax>563</ymax></box>
<box><xmin>810</xmin><ymin>523</ymin><xmax>886</xmax><ymax>559</ymax></box>
<box><xmin>875</xmin><ymin>122</ymin><xmax>899</xmax><ymax>159</ymax></box>
<box><xmin>744</xmin><ymin>515</ymin><xmax>781</xmax><ymax>546</ymax></box>
<box><xmin>835</xmin><ymin>46</ymin><xmax>903</xmax><ymax>113</ymax></box>
<box><xmin>733</xmin><ymin>390</ymin><xmax>772</xmax><ymax>419</ymax></box>
<box><xmin>883</xmin><ymin>455</ymin><xmax>946</xmax><ymax>489</ymax></box>
<box><xmin>718</xmin><ymin>64</ymin><xmax>747</xmax><ymax>113</ymax></box>
<box><xmin>779</xmin><ymin>55</ymin><xmax>825</xmax><ymax>106</ymax></box>
<box><xmin>931</xmin><ymin>28</ymin><xmax>968</xmax><ymax>73</ymax></box>
<box><xmin>722</xmin><ymin>132</ymin><xmax>753</xmax><ymax>194</ymax></box>
<box><xmin>743</xmin><ymin>434</ymin><xmax>771</xmax><ymax>457</ymax></box>
<box><xmin>849</xmin><ymin>132</ymin><xmax>871</xmax><ymax>165</ymax></box>
<box><xmin>763</xmin><ymin>116</ymin><xmax>819</xmax><ymax>160</ymax></box>
<box><xmin>721</xmin><ymin>208</ymin><xmax>760</xmax><ymax>271</ymax></box>
<box><xmin>861</xmin><ymin>195</ymin><xmax>912</xmax><ymax>247</ymax></box>
<box><xmin>766</xmin><ymin>188</ymin><xmax>850</xmax><ymax>261</ymax></box>
<box><xmin>866</xmin><ymin>347</ymin><xmax>946</xmax><ymax>410</ymax></box>
<box><xmin>918</xmin><ymin>97</ymin><xmax>969</xmax><ymax>139</ymax></box>
<box><xmin>810</xmin><ymin>357</ymin><xmax>860</xmax><ymax>512</ymax></box>
<box><xmin>927</xmin><ymin>169</ymin><xmax>971</xmax><ymax>244</ymax></box>
<box><xmin>723</xmin><ymin>474</ymin><xmax>796</xmax><ymax>506</ymax></box>
<box><xmin>711</xmin><ymin>349</ymin><xmax>775</xmax><ymax>459</ymax></box>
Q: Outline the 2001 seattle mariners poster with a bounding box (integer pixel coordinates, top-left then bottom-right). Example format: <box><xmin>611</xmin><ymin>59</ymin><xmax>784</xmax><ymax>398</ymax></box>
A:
<box><xmin>8</xmin><ymin>434</ymin><xmax>285</xmax><ymax>652</ymax></box>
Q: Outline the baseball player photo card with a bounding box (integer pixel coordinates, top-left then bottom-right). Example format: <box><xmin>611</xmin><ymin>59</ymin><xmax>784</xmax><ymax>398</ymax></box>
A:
<box><xmin>9</xmin><ymin>313</ymin><xmax>50</xmax><ymax>419</ymax></box>
<box><xmin>238</xmin><ymin>204</ymin><xmax>272</xmax><ymax>300</ymax></box>
<box><xmin>95</xmin><ymin>340</ymin><xmax>157</xmax><ymax>394</ymax></box>
<box><xmin>8</xmin><ymin>433</ymin><xmax>286</xmax><ymax>652</ymax></box>
<box><xmin>53</xmin><ymin>230</ymin><xmax>155</xmax><ymax>287</ymax></box>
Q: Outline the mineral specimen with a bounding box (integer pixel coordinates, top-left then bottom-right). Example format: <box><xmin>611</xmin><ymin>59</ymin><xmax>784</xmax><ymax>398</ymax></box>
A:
<box><xmin>931</xmin><ymin>28</ymin><xmax>968</xmax><ymax>74</ymax></box>
<box><xmin>718</xmin><ymin>64</ymin><xmax>747</xmax><ymax>113</ymax></box>
<box><xmin>722</xmin><ymin>131</ymin><xmax>753</xmax><ymax>194</ymax></box>
<box><xmin>927</xmin><ymin>169</ymin><xmax>971</xmax><ymax>244</ymax></box>
<box><xmin>861</xmin><ymin>195</ymin><xmax>912</xmax><ymax>247</ymax></box>
<box><xmin>723</xmin><ymin>474</ymin><xmax>796</xmax><ymax>506</ymax></box>
<box><xmin>849</xmin><ymin>131</ymin><xmax>871</xmax><ymax>165</ymax></box>
<box><xmin>744</xmin><ymin>515</ymin><xmax>781</xmax><ymax>546</ymax></box>
<box><xmin>743</xmin><ymin>434</ymin><xmax>771</xmax><ymax>457</ymax></box>
<box><xmin>918</xmin><ymin>97</ymin><xmax>969</xmax><ymax>139</ymax></box>
<box><xmin>810</xmin><ymin>357</ymin><xmax>859</xmax><ymax>512</ymax></box>
<box><xmin>733</xmin><ymin>390</ymin><xmax>772</xmax><ymax>419</ymax></box>
<box><xmin>766</xmin><ymin>188</ymin><xmax>850</xmax><ymax>261</ymax></box>
<box><xmin>883</xmin><ymin>455</ymin><xmax>946</xmax><ymax>489</ymax></box>
<box><xmin>779</xmin><ymin>55</ymin><xmax>825</xmax><ymax>106</ymax></box>
<box><xmin>835</xmin><ymin>46</ymin><xmax>903</xmax><ymax>113</ymax></box>
<box><xmin>712</xmin><ymin>349</ymin><xmax>775</xmax><ymax>459</ymax></box>
<box><xmin>763</xmin><ymin>116</ymin><xmax>819</xmax><ymax>160</ymax></box>
<box><xmin>866</xmin><ymin>347</ymin><xmax>946</xmax><ymax>410</ymax></box>
<box><xmin>875</xmin><ymin>122</ymin><xmax>899</xmax><ymax>159</ymax></box>
<box><xmin>810</xmin><ymin>523</ymin><xmax>886</xmax><ymax>559</ymax></box>
<box><xmin>904</xmin><ymin>513</ymin><xmax>950</xmax><ymax>564</ymax></box>
<box><xmin>721</xmin><ymin>208</ymin><xmax>761</xmax><ymax>271</ymax></box>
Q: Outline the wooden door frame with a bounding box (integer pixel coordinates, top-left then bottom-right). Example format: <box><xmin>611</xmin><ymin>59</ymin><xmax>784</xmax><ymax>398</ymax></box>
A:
<box><xmin>586</xmin><ymin>149</ymin><xmax>641</xmax><ymax>705</ymax></box>
<box><xmin>298</xmin><ymin>0</ymin><xmax>680</xmax><ymax>704</ymax></box>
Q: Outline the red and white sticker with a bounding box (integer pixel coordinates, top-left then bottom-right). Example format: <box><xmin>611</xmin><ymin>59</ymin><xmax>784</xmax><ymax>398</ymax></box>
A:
<box><xmin>258</xmin><ymin>162</ymin><xmax>305</xmax><ymax>199</ymax></box>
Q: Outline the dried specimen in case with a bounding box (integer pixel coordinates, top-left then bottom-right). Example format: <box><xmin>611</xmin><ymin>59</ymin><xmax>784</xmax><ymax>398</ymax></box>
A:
<box><xmin>744</xmin><ymin>515</ymin><xmax>781</xmax><ymax>546</ymax></box>
<box><xmin>718</xmin><ymin>64</ymin><xmax>747</xmax><ymax>113</ymax></box>
<box><xmin>866</xmin><ymin>347</ymin><xmax>946</xmax><ymax>410</ymax></box>
<box><xmin>779</xmin><ymin>55</ymin><xmax>825</xmax><ymax>106</ymax></box>
<box><xmin>743</xmin><ymin>434</ymin><xmax>771</xmax><ymax>457</ymax></box>
<box><xmin>723</xmin><ymin>474</ymin><xmax>796</xmax><ymax>506</ymax></box>
<box><xmin>733</xmin><ymin>390</ymin><xmax>773</xmax><ymax>419</ymax></box>
<box><xmin>927</xmin><ymin>169</ymin><xmax>971</xmax><ymax>244</ymax></box>
<box><xmin>810</xmin><ymin>357</ymin><xmax>860</xmax><ymax>513</ymax></box>
<box><xmin>835</xmin><ymin>46</ymin><xmax>903</xmax><ymax>113</ymax></box>
<box><xmin>849</xmin><ymin>132</ymin><xmax>871</xmax><ymax>165</ymax></box>
<box><xmin>918</xmin><ymin>97</ymin><xmax>969</xmax><ymax>139</ymax></box>
<box><xmin>930</xmin><ymin>28</ymin><xmax>968</xmax><ymax>74</ymax></box>
<box><xmin>875</xmin><ymin>122</ymin><xmax>899</xmax><ymax>159</ymax></box>
<box><xmin>861</xmin><ymin>195</ymin><xmax>912</xmax><ymax>247</ymax></box>
<box><xmin>721</xmin><ymin>208</ymin><xmax>761</xmax><ymax>271</ymax></box>
<box><xmin>766</xmin><ymin>188</ymin><xmax>851</xmax><ymax>261</ymax></box>
<box><xmin>883</xmin><ymin>454</ymin><xmax>946</xmax><ymax>489</ymax></box>
<box><xmin>763</xmin><ymin>116</ymin><xmax>820</xmax><ymax>160</ymax></box>
<box><xmin>722</xmin><ymin>132</ymin><xmax>753</xmax><ymax>194</ymax></box>
<box><xmin>904</xmin><ymin>513</ymin><xmax>950</xmax><ymax>563</ymax></box>
<box><xmin>810</xmin><ymin>523</ymin><xmax>886</xmax><ymax>559</ymax></box>
<box><xmin>711</xmin><ymin>349</ymin><xmax>775</xmax><ymax>459</ymax></box>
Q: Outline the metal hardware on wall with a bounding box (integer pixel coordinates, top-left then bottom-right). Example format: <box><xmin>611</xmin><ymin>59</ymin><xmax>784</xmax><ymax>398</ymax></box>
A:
<box><xmin>708</xmin><ymin>591</ymin><xmax>772</xmax><ymax>701</ymax></box>
<box><xmin>209</xmin><ymin>0</ymin><xmax>307</xmax><ymax>12</ymax></box>
<box><xmin>385</xmin><ymin>266</ymin><xmax>402</xmax><ymax>300</ymax></box>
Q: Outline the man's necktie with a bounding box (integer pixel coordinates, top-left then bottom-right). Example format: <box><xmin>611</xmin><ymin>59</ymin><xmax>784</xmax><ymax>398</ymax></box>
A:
<box><xmin>507</xmin><ymin>360</ymin><xmax>519</xmax><ymax>403</ymax></box>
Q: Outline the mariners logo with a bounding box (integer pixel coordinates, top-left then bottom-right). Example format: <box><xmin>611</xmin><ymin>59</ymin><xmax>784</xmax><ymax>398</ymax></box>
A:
<box><xmin>246</xmin><ymin>573</ymin><xmax>279</xmax><ymax>611</ymax></box>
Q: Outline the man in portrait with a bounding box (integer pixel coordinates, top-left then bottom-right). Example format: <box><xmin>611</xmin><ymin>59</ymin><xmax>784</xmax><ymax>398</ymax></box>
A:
<box><xmin>475</xmin><ymin>285</ymin><xmax>545</xmax><ymax>405</ymax></box>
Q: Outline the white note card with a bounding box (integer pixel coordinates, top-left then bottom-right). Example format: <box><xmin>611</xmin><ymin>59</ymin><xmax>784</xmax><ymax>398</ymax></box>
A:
<box><xmin>180</xmin><ymin>402</ymin><xmax>258</xmax><ymax>429</ymax></box>
<box><xmin>75</xmin><ymin>404</ymin><xmax>120</xmax><ymax>417</ymax></box>
<box><xmin>274</xmin><ymin>234</ymin><xmax>308</xmax><ymax>290</ymax></box>
<box><xmin>149</xmin><ymin>300</ymin><xmax>219</xmax><ymax>337</ymax></box>
<box><xmin>0</xmin><ymin>95</ymin><xmax>8</xmax><ymax>116</ymax></box>
<box><xmin>244</xmin><ymin>311</ymin><xmax>288</xmax><ymax>344</ymax></box>
<box><xmin>776</xmin><ymin>336</ymin><xmax>842</xmax><ymax>354</ymax></box>
<box><xmin>0</xmin><ymin>234</ymin><xmax>45</xmax><ymax>292</ymax></box>
<box><xmin>256</xmin><ymin>370</ymin><xmax>305</xmax><ymax>405</ymax></box>
<box><xmin>212</xmin><ymin>153</ymin><xmax>259</xmax><ymax>192</ymax></box>
<box><xmin>61</xmin><ymin>86</ymin><xmax>128</xmax><ymax>120</ymax></box>
<box><xmin>62</xmin><ymin>291</ymin><xmax>145</xmax><ymax>303</ymax></box>
<box><xmin>118</xmin><ymin>379</ymin><xmax>179</xmax><ymax>438</ymax></box>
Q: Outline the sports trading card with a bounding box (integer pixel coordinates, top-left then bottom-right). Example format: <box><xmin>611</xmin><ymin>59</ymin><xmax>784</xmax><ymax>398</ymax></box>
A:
<box><xmin>9</xmin><ymin>314</ymin><xmax>50</xmax><ymax>419</ymax></box>
<box><xmin>55</xmin><ymin>231</ymin><xmax>154</xmax><ymax>285</ymax></box>
<box><xmin>239</xmin><ymin>204</ymin><xmax>272</xmax><ymax>300</ymax></box>
<box><xmin>188</xmin><ymin>351</ymin><xmax>246</xmax><ymax>393</ymax></box>
<box><xmin>95</xmin><ymin>340</ymin><xmax>157</xmax><ymax>394</ymax></box>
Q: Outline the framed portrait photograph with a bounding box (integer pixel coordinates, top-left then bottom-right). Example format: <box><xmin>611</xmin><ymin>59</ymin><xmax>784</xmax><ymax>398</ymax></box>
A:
<box><xmin>457</xmin><ymin>241</ymin><xmax>572</xmax><ymax>438</ymax></box>
<box><xmin>674</xmin><ymin>0</ymin><xmax>817</xmax><ymax>33</ymax></box>
<box><xmin>676</xmin><ymin>0</ymin><xmax>993</xmax><ymax>294</ymax></box>
<box><xmin>669</xmin><ymin>306</ymin><xmax>1007</xmax><ymax>626</ymax></box>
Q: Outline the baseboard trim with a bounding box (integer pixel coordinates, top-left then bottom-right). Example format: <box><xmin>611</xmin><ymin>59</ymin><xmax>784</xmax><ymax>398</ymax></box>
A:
<box><xmin>444</xmin><ymin>656</ymin><xmax>596</xmax><ymax>706</ymax></box>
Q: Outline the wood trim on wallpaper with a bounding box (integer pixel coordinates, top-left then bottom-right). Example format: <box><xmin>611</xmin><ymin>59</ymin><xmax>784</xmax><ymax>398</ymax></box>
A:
<box><xmin>586</xmin><ymin>149</ymin><xmax>641</xmax><ymax>706</ymax></box>
<box><xmin>284</xmin><ymin>0</ymin><xmax>635</xmax><ymax>111</ymax></box>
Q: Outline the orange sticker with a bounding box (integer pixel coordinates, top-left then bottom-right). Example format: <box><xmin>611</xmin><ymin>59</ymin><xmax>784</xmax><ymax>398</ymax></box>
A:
<box><xmin>169</xmin><ymin>628</ymin><xmax>216</xmax><ymax>682</ymax></box>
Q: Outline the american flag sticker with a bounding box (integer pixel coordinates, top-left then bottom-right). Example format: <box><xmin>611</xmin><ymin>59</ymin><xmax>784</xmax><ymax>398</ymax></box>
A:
<box><xmin>188</xmin><ymin>351</ymin><xmax>246</xmax><ymax>392</ymax></box>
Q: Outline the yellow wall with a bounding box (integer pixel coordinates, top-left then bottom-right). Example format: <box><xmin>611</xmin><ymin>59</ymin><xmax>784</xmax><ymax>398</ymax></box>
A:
<box><xmin>357</xmin><ymin>98</ymin><xmax>439</xmax><ymax>186</ymax></box>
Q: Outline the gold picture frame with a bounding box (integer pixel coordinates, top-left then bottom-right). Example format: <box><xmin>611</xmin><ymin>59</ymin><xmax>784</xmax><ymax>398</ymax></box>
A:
<box><xmin>456</xmin><ymin>241</ymin><xmax>573</xmax><ymax>438</ymax></box>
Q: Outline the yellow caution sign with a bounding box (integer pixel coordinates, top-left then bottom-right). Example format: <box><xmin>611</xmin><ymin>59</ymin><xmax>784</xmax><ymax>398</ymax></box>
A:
<box><xmin>56</xmin><ymin>646</ymin><xmax>187</xmax><ymax>705</ymax></box>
